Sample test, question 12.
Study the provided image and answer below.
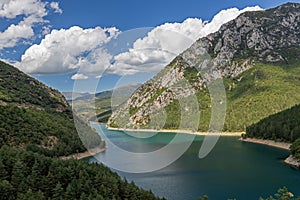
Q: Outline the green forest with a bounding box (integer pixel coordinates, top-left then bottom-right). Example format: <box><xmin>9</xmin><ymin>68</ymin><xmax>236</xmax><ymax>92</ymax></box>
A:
<box><xmin>246</xmin><ymin>104</ymin><xmax>300</xmax><ymax>159</ymax></box>
<box><xmin>0</xmin><ymin>61</ymin><xmax>66</xmax><ymax>109</ymax></box>
<box><xmin>106</xmin><ymin>61</ymin><xmax>300</xmax><ymax>132</ymax></box>
<box><xmin>0</xmin><ymin>60</ymin><xmax>103</xmax><ymax>157</ymax></box>
<box><xmin>0</xmin><ymin>60</ymin><xmax>162</xmax><ymax>199</ymax></box>
<box><xmin>153</xmin><ymin>62</ymin><xmax>300</xmax><ymax>132</ymax></box>
<box><xmin>0</xmin><ymin>146</ymin><xmax>162</xmax><ymax>200</ymax></box>
<box><xmin>0</xmin><ymin>105</ymin><xmax>103</xmax><ymax>157</ymax></box>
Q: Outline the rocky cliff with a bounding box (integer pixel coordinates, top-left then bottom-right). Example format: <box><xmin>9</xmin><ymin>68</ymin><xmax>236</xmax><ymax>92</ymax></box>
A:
<box><xmin>108</xmin><ymin>3</ymin><xmax>300</xmax><ymax>130</ymax></box>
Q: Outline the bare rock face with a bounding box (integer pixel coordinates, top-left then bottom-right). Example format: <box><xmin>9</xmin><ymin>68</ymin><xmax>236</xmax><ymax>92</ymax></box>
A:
<box><xmin>108</xmin><ymin>3</ymin><xmax>300</xmax><ymax>128</ymax></box>
<box><xmin>285</xmin><ymin>155</ymin><xmax>300</xmax><ymax>168</ymax></box>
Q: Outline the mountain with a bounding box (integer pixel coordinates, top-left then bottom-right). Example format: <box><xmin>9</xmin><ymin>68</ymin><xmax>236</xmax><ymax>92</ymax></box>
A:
<box><xmin>72</xmin><ymin>84</ymin><xmax>140</xmax><ymax>123</ymax></box>
<box><xmin>0</xmin><ymin>61</ymin><xmax>163</xmax><ymax>199</ymax></box>
<box><xmin>0</xmin><ymin>55</ymin><xmax>165</xmax><ymax>199</ymax></box>
<box><xmin>0</xmin><ymin>60</ymin><xmax>102</xmax><ymax>157</ymax></box>
<box><xmin>108</xmin><ymin>3</ymin><xmax>300</xmax><ymax>131</ymax></box>
<box><xmin>62</xmin><ymin>92</ymin><xmax>90</xmax><ymax>101</ymax></box>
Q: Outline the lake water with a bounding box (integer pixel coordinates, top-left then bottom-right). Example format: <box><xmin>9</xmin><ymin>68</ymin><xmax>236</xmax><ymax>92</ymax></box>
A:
<box><xmin>85</xmin><ymin>124</ymin><xmax>300</xmax><ymax>200</ymax></box>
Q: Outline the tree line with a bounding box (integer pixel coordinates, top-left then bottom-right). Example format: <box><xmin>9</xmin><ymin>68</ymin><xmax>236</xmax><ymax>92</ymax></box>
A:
<box><xmin>246</xmin><ymin>104</ymin><xmax>300</xmax><ymax>159</ymax></box>
<box><xmin>0</xmin><ymin>146</ymin><xmax>163</xmax><ymax>200</ymax></box>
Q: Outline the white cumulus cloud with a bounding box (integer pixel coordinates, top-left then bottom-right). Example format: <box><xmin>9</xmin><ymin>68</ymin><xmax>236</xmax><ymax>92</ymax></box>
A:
<box><xmin>14</xmin><ymin>5</ymin><xmax>263</xmax><ymax>78</ymax></box>
<box><xmin>109</xmin><ymin>6</ymin><xmax>263</xmax><ymax>75</ymax></box>
<box><xmin>0</xmin><ymin>0</ymin><xmax>62</xmax><ymax>50</ymax></box>
<box><xmin>0</xmin><ymin>0</ymin><xmax>46</xmax><ymax>19</ymax></box>
<box><xmin>198</xmin><ymin>6</ymin><xmax>263</xmax><ymax>36</ymax></box>
<box><xmin>50</xmin><ymin>2</ymin><xmax>62</xmax><ymax>14</ymax></box>
<box><xmin>71</xmin><ymin>73</ymin><xmax>88</xmax><ymax>80</ymax></box>
<box><xmin>0</xmin><ymin>24</ymin><xmax>34</xmax><ymax>49</ymax></box>
<box><xmin>16</xmin><ymin>26</ymin><xmax>119</xmax><ymax>74</ymax></box>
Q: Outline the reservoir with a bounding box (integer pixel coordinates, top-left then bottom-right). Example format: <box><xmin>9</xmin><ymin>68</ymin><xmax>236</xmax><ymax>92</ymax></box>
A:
<box><xmin>85</xmin><ymin>124</ymin><xmax>300</xmax><ymax>200</ymax></box>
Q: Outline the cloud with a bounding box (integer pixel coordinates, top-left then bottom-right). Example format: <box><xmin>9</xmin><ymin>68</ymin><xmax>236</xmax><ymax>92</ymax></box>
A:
<box><xmin>14</xmin><ymin>5</ymin><xmax>263</xmax><ymax>78</ymax></box>
<box><xmin>71</xmin><ymin>73</ymin><xmax>88</xmax><ymax>80</ymax></box>
<box><xmin>109</xmin><ymin>6</ymin><xmax>263</xmax><ymax>75</ymax></box>
<box><xmin>0</xmin><ymin>0</ymin><xmax>46</xmax><ymax>19</ymax></box>
<box><xmin>41</xmin><ymin>25</ymin><xmax>51</xmax><ymax>35</ymax></box>
<box><xmin>109</xmin><ymin>49</ymin><xmax>177</xmax><ymax>75</ymax></box>
<box><xmin>75</xmin><ymin>48</ymin><xmax>113</xmax><ymax>77</ymax></box>
<box><xmin>0</xmin><ymin>24</ymin><xmax>34</xmax><ymax>49</ymax></box>
<box><xmin>50</xmin><ymin>2</ymin><xmax>62</xmax><ymax>14</ymax></box>
<box><xmin>198</xmin><ymin>6</ymin><xmax>263</xmax><ymax>36</ymax></box>
<box><xmin>108</xmin><ymin>18</ymin><xmax>204</xmax><ymax>75</ymax></box>
<box><xmin>16</xmin><ymin>26</ymin><xmax>119</xmax><ymax>75</ymax></box>
<box><xmin>0</xmin><ymin>0</ymin><xmax>62</xmax><ymax>50</ymax></box>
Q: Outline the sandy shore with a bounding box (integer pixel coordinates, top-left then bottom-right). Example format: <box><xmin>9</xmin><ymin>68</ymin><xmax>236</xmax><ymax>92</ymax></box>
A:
<box><xmin>95</xmin><ymin>123</ymin><xmax>300</xmax><ymax>168</ymax></box>
<box><xmin>60</xmin><ymin>147</ymin><xmax>106</xmax><ymax>160</ymax></box>
<box><xmin>106</xmin><ymin>127</ymin><xmax>243</xmax><ymax>136</ymax></box>
<box><xmin>240</xmin><ymin>138</ymin><xmax>291</xmax><ymax>150</ymax></box>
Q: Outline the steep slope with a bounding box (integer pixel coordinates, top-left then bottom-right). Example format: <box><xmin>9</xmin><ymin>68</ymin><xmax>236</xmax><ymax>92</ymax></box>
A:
<box><xmin>0</xmin><ymin>60</ymin><xmax>101</xmax><ymax>157</ymax></box>
<box><xmin>0</xmin><ymin>60</ymin><xmax>67</xmax><ymax>110</ymax></box>
<box><xmin>245</xmin><ymin>104</ymin><xmax>300</xmax><ymax>160</ymax></box>
<box><xmin>108</xmin><ymin>3</ymin><xmax>300</xmax><ymax>131</ymax></box>
<box><xmin>0</xmin><ymin>146</ymin><xmax>163</xmax><ymax>200</ymax></box>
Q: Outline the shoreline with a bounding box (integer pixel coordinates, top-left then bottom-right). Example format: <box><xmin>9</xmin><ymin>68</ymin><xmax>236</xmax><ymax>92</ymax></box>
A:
<box><xmin>240</xmin><ymin>138</ymin><xmax>300</xmax><ymax>168</ymax></box>
<box><xmin>239</xmin><ymin>138</ymin><xmax>291</xmax><ymax>150</ymax></box>
<box><xmin>92</xmin><ymin>123</ymin><xmax>300</xmax><ymax>168</ymax></box>
<box><xmin>106</xmin><ymin>126</ymin><xmax>243</xmax><ymax>136</ymax></box>
<box><xmin>60</xmin><ymin>147</ymin><xmax>106</xmax><ymax>160</ymax></box>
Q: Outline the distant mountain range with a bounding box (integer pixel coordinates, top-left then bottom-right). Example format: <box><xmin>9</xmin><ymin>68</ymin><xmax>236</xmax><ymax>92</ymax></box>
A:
<box><xmin>70</xmin><ymin>84</ymin><xmax>140</xmax><ymax>122</ymax></box>
<box><xmin>62</xmin><ymin>92</ymin><xmax>90</xmax><ymax>101</ymax></box>
<box><xmin>108</xmin><ymin>3</ymin><xmax>300</xmax><ymax>131</ymax></box>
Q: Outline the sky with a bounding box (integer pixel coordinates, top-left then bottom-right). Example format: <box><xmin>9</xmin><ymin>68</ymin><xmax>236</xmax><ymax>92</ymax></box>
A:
<box><xmin>0</xmin><ymin>0</ymin><xmax>299</xmax><ymax>93</ymax></box>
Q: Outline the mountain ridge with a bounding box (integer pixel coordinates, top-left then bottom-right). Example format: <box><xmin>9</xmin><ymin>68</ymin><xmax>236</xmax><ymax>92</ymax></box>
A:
<box><xmin>0</xmin><ymin>60</ymin><xmax>68</xmax><ymax>111</ymax></box>
<box><xmin>0</xmin><ymin>60</ymin><xmax>101</xmax><ymax>157</ymax></box>
<box><xmin>108</xmin><ymin>3</ymin><xmax>300</xmax><ymax>131</ymax></box>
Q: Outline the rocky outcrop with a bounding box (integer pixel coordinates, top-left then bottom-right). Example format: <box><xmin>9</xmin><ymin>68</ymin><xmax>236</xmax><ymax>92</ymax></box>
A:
<box><xmin>285</xmin><ymin>155</ymin><xmax>300</xmax><ymax>169</ymax></box>
<box><xmin>108</xmin><ymin>3</ymin><xmax>300</xmax><ymax>128</ymax></box>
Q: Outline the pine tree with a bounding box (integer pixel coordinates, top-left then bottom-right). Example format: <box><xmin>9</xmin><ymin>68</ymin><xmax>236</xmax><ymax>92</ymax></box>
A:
<box><xmin>52</xmin><ymin>182</ymin><xmax>64</xmax><ymax>200</ymax></box>
<box><xmin>21</xmin><ymin>189</ymin><xmax>45</xmax><ymax>200</ymax></box>
<box><xmin>0</xmin><ymin>159</ymin><xmax>8</xmax><ymax>180</ymax></box>
<box><xmin>22</xmin><ymin>189</ymin><xmax>35</xmax><ymax>200</ymax></box>
<box><xmin>43</xmin><ymin>172</ymin><xmax>56</xmax><ymax>197</ymax></box>
<box><xmin>65</xmin><ymin>183</ymin><xmax>77</xmax><ymax>199</ymax></box>
<box><xmin>35</xmin><ymin>190</ymin><xmax>46</xmax><ymax>200</ymax></box>
<box><xmin>11</xmin><ymin>160</ymin><xmax>24</xmax><ymax>189</ymax></box>
<box><xmin>29</xmin><ymin>160</ymin><xmax>42</xmax><ymax>191</ymax></box>
<box><xmin>0</xmin><ymin>180</ymin><xmax>14</xmax><ymax>200</ymax></box>
<box><xmin>17</xmin><ymin>180</ymin><xmax>28</xmax><ymax>194</ymax></box>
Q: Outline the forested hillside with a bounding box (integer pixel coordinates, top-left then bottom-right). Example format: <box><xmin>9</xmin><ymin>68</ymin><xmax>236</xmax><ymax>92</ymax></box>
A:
<box><xmin>108</xmin><ymin>3</ymin><xmax>300</xmax><ymax>132</ymax></box>
<box><xmin>0</xmin><ymin>60</ymin><xmax>66</xmax><ymax>109</ymax></box>
<box><xmin>246</xmin><ymin>104</ymin><xmax>300</xmax><ymax>159</ymax></box>
<box><xmin>0</xmin><ymin>60</ymin><xmax>162</xmax><ymax>199</ymax></box>
<box><xmin>0</xmin><ymin>60</ymin><xmax>101</xmax><ymax>157</ymax></box>
<box><xmin>0</xmin><ymin>146</ymin><xmax>163</xmax><ymax>200</ymax></box>
<box><xmin>140</xmin><ymin>62</ymin><xmax>300</xmax><ymax>131</ymax></box>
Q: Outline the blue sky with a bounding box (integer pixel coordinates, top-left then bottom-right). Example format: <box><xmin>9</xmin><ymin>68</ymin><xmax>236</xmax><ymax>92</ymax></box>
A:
<box><xmin>0</xmin><ymin>0</ymin><xmax>298</xmax><ymax>93</ymax></box>
<box><xmin>54</xmin><ymin>0</ymin><xmax>295</xmax><ymax>29</ymax></box>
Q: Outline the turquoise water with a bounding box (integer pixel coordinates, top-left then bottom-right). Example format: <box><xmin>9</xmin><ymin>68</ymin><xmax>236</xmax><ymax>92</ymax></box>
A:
<box><xmin>85</xmin><ymin>124</ymin><xmax>300</xmax><ymax>200</ymax></box>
